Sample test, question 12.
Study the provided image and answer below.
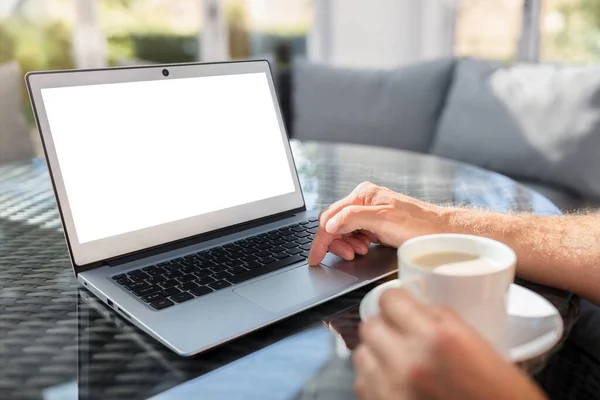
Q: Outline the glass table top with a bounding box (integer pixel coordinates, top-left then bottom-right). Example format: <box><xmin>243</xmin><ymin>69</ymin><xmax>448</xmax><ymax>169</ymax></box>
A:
<box><xmin>0</xmin><ymin>141</ymin><xmax>576</xmax><ymax>400</ymax></box>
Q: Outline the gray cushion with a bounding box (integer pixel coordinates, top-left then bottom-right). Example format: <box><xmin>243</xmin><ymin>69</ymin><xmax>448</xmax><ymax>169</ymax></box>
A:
<box><xmin>431</xmin><ymin>58</ymin><xmax>600</xmax><ymax>199</ymax></box>
<box><xmin>0</xmin><ymin>61</ymin><xmax>34</xmax><ymax>163</ymax></box>
<box><xmin>292</xmin><ymin>59</ymin><xmax>455</xmax><ymax>152</ymax></box>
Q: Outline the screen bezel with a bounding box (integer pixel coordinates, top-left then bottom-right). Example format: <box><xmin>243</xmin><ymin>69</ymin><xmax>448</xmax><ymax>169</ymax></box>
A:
<box><xmin>26</xmin><ymin>60</ymin><xmax>305</xmax><ymax>269</ymax></box>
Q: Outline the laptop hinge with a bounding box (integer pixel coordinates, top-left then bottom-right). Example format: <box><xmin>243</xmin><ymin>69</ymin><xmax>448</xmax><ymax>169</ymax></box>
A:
<box><xmin>105</xmin><ymin>207</ymin><xmax>305</xmax><ymax>268</ymax></box>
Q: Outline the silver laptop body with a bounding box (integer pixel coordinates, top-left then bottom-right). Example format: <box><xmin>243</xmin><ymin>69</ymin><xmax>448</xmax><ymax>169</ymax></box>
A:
<box><xmin>26</xmin><ymin>60</ymin><xmax>397</xmax><ymax>356</ymax></box>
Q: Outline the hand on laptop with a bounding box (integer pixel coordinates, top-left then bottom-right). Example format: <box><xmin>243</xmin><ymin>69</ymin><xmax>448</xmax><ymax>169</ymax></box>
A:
<box><xmin>308</xmin><ymin>182</ymin><xmax>449</xmax><ymax>266</ymax></box>
<box><xmin>353</xmin><ymin>288</ymin><xmax>547</xmax><ymax>400</ymax></box>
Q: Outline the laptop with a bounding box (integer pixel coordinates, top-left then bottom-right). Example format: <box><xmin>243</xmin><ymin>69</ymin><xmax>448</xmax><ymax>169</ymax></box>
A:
<box><xmin>26</xmin><ymin>60</ymin><xmax>397</xmax><ymax>356</ymax></box>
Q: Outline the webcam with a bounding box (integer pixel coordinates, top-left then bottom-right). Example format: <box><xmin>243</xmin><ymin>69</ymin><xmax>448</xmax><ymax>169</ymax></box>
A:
<box><xmin>162</xmin><ymin>69</ymin><xmax>169</xmax><ymax>77</ymax></box>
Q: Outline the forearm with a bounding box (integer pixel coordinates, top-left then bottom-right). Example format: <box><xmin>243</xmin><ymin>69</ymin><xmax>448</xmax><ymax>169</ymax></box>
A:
<box><xmin>443</xmin><ymin>209</ymin><xmax>600</xmax><ymax>304</ymax></box>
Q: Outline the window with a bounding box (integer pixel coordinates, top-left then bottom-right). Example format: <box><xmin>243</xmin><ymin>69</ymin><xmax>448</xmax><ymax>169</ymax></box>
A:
<box><xmin>540</xmin><ymin>0</ymin><xmax>600</xmax><ymax>63</ymax></box>
<box><xmin>454</xmin><ymin>0</ymin><xmax>524</xmax><ymax>61</ymax></box>
<box><xmin>225</xmin><ymin>0</ymin><xmax>311</xmax><ymax>66</ymax></box>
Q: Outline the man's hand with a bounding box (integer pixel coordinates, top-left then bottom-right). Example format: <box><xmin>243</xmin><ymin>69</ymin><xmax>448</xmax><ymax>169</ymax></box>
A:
<box><xmin>353</xmin><ymin>288</ymin><xmax>547</xmax><ymax>400</ymax></box>
<box><xmin>308</xmin><ymin>182</ymin><xmax>450</xmax><ymax>266</ymax></box>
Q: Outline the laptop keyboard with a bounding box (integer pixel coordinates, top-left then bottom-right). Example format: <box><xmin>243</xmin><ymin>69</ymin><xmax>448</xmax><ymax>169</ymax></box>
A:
<box><xmin>110</xmin><ymin>218</ymin><xmax>319</xmax><ymax>310</ymax></box>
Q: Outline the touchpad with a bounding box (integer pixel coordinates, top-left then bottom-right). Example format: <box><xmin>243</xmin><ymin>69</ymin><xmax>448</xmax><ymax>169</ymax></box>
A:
<box><xmin>233</xmin><ymin>265</ymin><xmax>358</xmax><ymax>314</ymax></box>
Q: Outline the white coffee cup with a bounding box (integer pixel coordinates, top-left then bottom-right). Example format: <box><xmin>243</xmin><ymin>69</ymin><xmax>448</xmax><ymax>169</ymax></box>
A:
<box><xmin>360</xmin><ymin>234</ymin><xmax>516</xmax><ymax>351</ymax></box>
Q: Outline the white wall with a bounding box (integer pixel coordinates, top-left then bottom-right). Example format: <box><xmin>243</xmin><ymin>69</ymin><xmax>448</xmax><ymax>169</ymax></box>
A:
<box><xmin>310</xmin><ymin>0</ymin><xmax>457</xmax><ymax>68</ymax></box>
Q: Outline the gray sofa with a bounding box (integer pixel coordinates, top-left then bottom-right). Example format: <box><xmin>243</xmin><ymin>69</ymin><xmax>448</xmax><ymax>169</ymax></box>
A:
<box><xmin>281</xmin><ymin>57</ymin><xmax>600</xmax><ymax>211</ymax></box>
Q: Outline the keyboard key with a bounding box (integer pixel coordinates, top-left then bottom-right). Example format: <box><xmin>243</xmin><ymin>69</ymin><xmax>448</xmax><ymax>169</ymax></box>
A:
<box><xmin>300</xmin><ymin>243</ymin><xmax>312</xmax><ymax>251</ymax></box>
<box><xmin>228</xmin><ymin>251</ymin><xmax>244</xmax><ymax>259</ymax></box>
<box><xmin>211</xmin><ymin>264</ymin><xmax>228</xmax><ymax>273</ymax></box>
<box><xmin>146</xmin><ymin>276</ymin><xmax>165</xmax><ymax>285</ymax></box>
<box><xmin>163</xmin><ymin>264</ymin><xmax>179</xmax><ymax>272</ymax></box>
<box><xmin>299</xmin><ymin>220</ymin><xmax>310</xmax><ymax>225</ymax></box>
<box><xmin>177</xmin><ymin>274</ymin><xmax>196</xmax><ymax>283</ymax></box>
<box><xmin>195</xmin><ymin>252</ymin><xmax>212</xmax><ymax>261</ymax></box>
<box><xmin>270</xmin><ymin>239</ymin><xmax>286</xmax><ymax>246</ymax></box>
<box><xmin>163</xmin><ymin>287</ymin><xmax>181</xmax><ymax>296</ymax></box>
<box><xmin>146</xmin><ymin>267</ymin><xmax>164</xmax><ymax>277</ymax></box>
<box><xmin>171</xmin><ymin>292</ymin><xmax>194</xmax><ymax>303</ymax></box>
<box><xmin>141</xmin><ymin>292</ymin><xmax>165</xmax><ymax>303</ymax></box>
<box><xmin>308</xmin><ymin>228</ymin><xmax>318</xmax><ymax>234</ymax></box>
<box><xmin>116</xmin><ymin>278</ymin><xmax>132</xmax><ymax>286</ymax></box>
<box><xmin>198</xmin><ymin>260</ymin><xmax>216</xmax><ymax>269</ymax></box>
<box><xmin>258</xmin><ymin>256</ymin><xmax>276</xmax><ymax>264</ymax></box>
<box><xmin>286</xmin><ymin>248</ymin><xmax>303</xmax><ymax>255</ymax></box>
<box><xmin>242</xmin><ymin>255</ymin><xmax>258</xmax><ymax>263</ymax></box>
<box><xmin>270</xmin><ymin>246</ymin><xmax>286</xmax><ymax>253</ymax></box>
<box><xmin>160</xmin><ymin>279</ymin><xmax>179</xmax><ymax>288</ymax></box>
<box><xmin>295</xmin><ymin>238</ymin><xmax>311</xmax><ymax>245</ymax></box>
<box><xmin>126</xmin><ymin>281</ymin><xmax>149</xmax><ymax>291</ymax></box>
<box><xmin>128</xmin><ymin>270</ymin><xmax>148</xmax><ymax>278</ymax></box>
<box><xmin>212</xmin><ymin>250</ymin><xmax>229</xmax><ymax>259</ymax></box>
<box><xmin>228</xmin><ymin>266</ymin><xmax>248</xmax><ymax>275</ymax></box>
<box><xmin>209</xmin><ymin>281</ymin><xmax>232</xmax><ymax>291</ymax></box>
<box><xmin>163</xmin><ymin>271</ymin><xmax>183</xmax><ymax>280</ymax></box>
<box><xmin>134</xmin><ymin>285</ymin><xmax>161</xmax><ymax>296</ymax></box>
<box><xmin>295</xmin><ymin>231</ymin><xmax>311</xmax><ymax>238</ymax></box>
<box><xmin>128</xmin><ymin>274</ymin><xmax>146</xmax><ymax>283</ymax></box>
<box><xmin>228</xmin><ymin>255</ymin><xmax>305</xmax><ymax>284</ymax></box>
<box><xmin>179</xmin><ymin>281</ymin><xmax>199</xmax><ymax>291</ymax></box>
<box><xmin>112</xmin><ymin>274</ymin><xmax>127</xmax><ymax>281</ymax></box>
<box><xmin>292</xmin><ymin>226</ymin><xmax>306</xmax><ymax>232</ymax></box>
<box><xmin>245</xmin><ymin>261</ymin><xmax>262</xmax><ymax>269</ymax></box>
<box><xmin>183</xmin><ymin>254</ymin><xmax>196</xmax><ymax>260</ymax></box>
<box><xmin>289</xmin><ymin>223</ymin><xmax>300</xmax><ymax>229</ymax></box>
<box><xmin>196</xmin><ymin>276</ymin><xmax>216</xmax><ymax>285</ymax></box>
<box><xmin>307</xmin><ymin>221</ymin><xmax>319</xmax><ymax>229</ymax></box>
<box><xmin>308</xmin><ymin>217</ymin><xmax>318</xmax><ymax>222</ymax></box>
<box><xmin>224</xmin><ymin>260</ymin><xmax>242</xmax><ymax>269</ymax></box>
<box><xmin>142</xmin><ymin>266</ymin><xmax>156</xmax><ymax>272</ymax></box>
<box><xmin>150</xmin><ymin>298</ymin><xmax>174</xmax><ymax>310</ymax></box>
<box><xmin>214</xmin><ymin>256</ymin><xmax>231</xmax><ymax>264</ymax></box>
<box><xmin>256</xmin><ymin>243</ymin><xmax>271</xmax><ymax>250</ymax></box>
<box><xmin>283</xmin><ymin>242</ymin><xmax>299</xmax><ymax>249</ymax></box>
<box><xmin>191</xmin><ymin>286</ymin><xmax>214</xmax><ymax>297</ymax></box>
<box><xmin>300</xmin><ymin>250</ymin><xmax>310</xmax><ymax>258</ymax></box>
<box><xmin>256</xmin><ymin>251</ymin><xmax>272</xmax><ymax>258</ymax></box>
<box><xmin>193</xmin><ymin>270</ymin><xmax>211</xmax><ymax>278</ymax></box>
<box><xmin>178</xmin><ymin>259</ymin><xmax>194</xmax><ymax>267</ymax></box>
<box><xmin>273</xmin><ymin>252</ymin><xmax>289</xmax><ymax>259</ymax></box>
<box><xmin>213</xmin><ymin>271</ymin><xmax>232</xmax><ymax>279</ymax></box>
<box><xmin>157</xmin><ymin>262</ymin><xmax>170</xmax><ymax>267</ymax></box>
<box><xmin>243</xmin><ymin>247</ymin><xmax>259</xmax><ymax>255</ymax></box>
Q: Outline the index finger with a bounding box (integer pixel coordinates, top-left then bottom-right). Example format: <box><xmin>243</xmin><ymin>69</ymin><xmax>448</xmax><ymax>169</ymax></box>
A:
<box><xmin>307</xmin><ymin>225</ymin><xmax>336</xmax><ymax>266</ymax></box>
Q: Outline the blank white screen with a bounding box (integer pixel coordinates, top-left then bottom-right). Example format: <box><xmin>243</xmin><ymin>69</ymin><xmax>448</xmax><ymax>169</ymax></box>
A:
<box><xmin>42</xmin><ymin>73</ymin><xmax>295</xmax><ymax>244</ymax></box>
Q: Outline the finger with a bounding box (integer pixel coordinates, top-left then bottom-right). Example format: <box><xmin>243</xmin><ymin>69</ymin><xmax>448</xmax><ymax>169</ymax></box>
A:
<box><xmin>358</xmin><ymin>317</ymin><xmax>406</xmax><ymax>370</ymax></box>
<box><xmin>347</xmin><ymin>232</ymin><xmax>372</xmax><ymax>248</ymax></box>
<box><xmin>308</xmin><ymin>226</ymin><xmax>338</xmax><ymax>266</ymax></box>
<box><xmin>379</xmin><ymin>288</ymin><xmax>432</xmax><ymax>335</ymax></box>
<box><xmin>353</xmin><ymin>345</ymin><xmax>382</xmax><ymax>400</ymax></box>
<box><xmin>329</xmin><ymin>239</ymin><xmax>355</xmax><ymax>260</ymax></box>
<box><xmin>342</xmin><ymin>235</ymin><xmax>369</xmax><ymax>255</ymax></box>
<box><xmin>326</xmin><ymin>205</ymin><xmax>394</xmax><ymax>236</ymax></box>
<box><xmin>358</xmin><ymin>229</ymin><xmax>380</xmax><ymax>245</ymax></box>
<box><xmin>320</xmin><ymin>182</ymin><xmax>375</xmax><ymax>225</ymax></box>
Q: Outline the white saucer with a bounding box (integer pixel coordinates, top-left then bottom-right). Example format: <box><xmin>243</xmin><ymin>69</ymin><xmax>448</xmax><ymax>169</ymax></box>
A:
<box><xmin>359</xmin><ymin>281</ymin><xmax>564</xmax><ymax>363</ymax></box>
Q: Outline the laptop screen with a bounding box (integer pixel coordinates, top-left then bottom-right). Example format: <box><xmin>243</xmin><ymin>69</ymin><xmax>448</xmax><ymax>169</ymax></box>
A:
<box><xmin>29</xmin><ymin>62</ymin><xmax>304</xmax><ymax>266</ymax></box>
